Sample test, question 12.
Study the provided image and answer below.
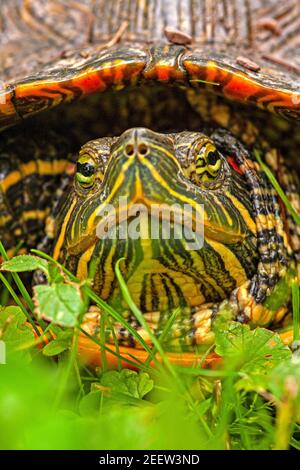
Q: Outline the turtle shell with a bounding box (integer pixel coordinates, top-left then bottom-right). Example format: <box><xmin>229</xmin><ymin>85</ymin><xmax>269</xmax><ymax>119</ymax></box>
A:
<box><xmin>0</xmin><ymin>0</ymin><xmax>300</xmax><ymax>130</ymax></box>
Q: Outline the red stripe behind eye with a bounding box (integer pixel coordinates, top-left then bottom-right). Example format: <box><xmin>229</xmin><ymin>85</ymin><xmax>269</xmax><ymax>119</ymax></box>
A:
<box><xmin>226</xmin><ymin>156</ymin><xmax>243</xmax><ymax>174</ymax></box>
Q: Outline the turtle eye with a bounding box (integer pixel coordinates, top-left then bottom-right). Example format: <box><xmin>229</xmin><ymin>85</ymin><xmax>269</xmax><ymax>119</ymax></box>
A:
<box><xmin>195</xmin><ymin>141</ymin><xmax>222</xmax><ymax>183</ymax></box>
<box><xmin>76</xmin><ymin>156</ymin><xmax>96</xmax><ymax>188</ymax></box>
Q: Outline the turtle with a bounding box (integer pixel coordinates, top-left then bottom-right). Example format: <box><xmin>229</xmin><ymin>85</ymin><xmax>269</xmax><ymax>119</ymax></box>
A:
<box><xmin>0</xmin><ymin>0</ymin><xmax>299</xmax><ymax>367</ymax></box>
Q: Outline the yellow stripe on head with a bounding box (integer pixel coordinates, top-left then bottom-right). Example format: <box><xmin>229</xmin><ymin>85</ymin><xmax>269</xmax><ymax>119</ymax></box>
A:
<box><xmin>53</xmin><ymin>199</ymin><xmax>77</xmax><ymax>260</ymax></box>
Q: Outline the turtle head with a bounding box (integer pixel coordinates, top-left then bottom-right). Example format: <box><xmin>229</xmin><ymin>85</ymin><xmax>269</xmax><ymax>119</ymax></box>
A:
<box><xmin>53</xmin><ymin>128</ymin><xmax>259</xmax><ymax>310</ymax></box>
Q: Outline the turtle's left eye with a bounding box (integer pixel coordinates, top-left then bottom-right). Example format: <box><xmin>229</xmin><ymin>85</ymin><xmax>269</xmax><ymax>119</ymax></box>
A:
<box><xmin>184</xmin><ymin>137</ymin><xmax>224</xmax><ymax>188</ymax></box>
<box><xmin>195</xmin><ymin>141</ymin><xmax>222</xmax><ymax>183</ymax></box>
<box><xmin>76</xmin><ymin>156</ymin><xmax>96</xmax><ymax>188</ymax></box>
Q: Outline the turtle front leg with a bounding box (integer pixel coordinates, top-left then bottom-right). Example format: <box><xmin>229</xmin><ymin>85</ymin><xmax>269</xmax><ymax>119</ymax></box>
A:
<box><xmin>80</xmin><ymin>275</ymin><xmax>292</xmax><ymax>355</ymax></box>
<box><xmin>80</xmin><ymin>304</ymin><xmax>215</xmax><ymax>352</ymax></box>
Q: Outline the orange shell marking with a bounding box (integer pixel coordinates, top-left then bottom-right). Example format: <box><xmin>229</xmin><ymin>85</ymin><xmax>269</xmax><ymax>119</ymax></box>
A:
<box><xmin>184</xmin><ymin>59</ymin><xmax>300</xmax><ymax>114</ymax></box>
<box><xmin>0</xmin><ymin>59</ymin><xmax>146</xmax><ymax>128</ymax></box>
<box><xmin>0</xmin><ymin>51</ymin><xmax>299</xmax><ymax>130</ymax></box>
<box><xmin>76</xmin><ymin>328</ymin><xmax>295</xmax><ymax>370</ymax></box>
<box><xmin>77</xmin><ymin>333</ymin><xmax>222</xmax><ymax>370</ymax></box>
<box><xmin>143</xmin><ymin>63</ymin><xmax>185</xmax><ymax>82</ymax></box>
<box><xmin>29</xmin><ymin>323</ymin><xmax>295</xmax><ymax>370</ymax></box>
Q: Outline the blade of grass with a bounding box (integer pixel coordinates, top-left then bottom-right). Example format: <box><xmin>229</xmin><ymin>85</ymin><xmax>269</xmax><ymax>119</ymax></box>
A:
<box><xmin>99</xmin><ymin>311</ymin><xmax>108</xmax><ymax>373</ymax></box>
<box><xmin>74</xmin><ymin>360</ymin><xmax>85</xmax><ymax>405</ymax></box>
<box><xmin>107</xmin><ymin>316</ymin><xmax>121</xmax><ymax>371</ymax></box>
<box><xmin>144</xmin><ymin>307</ymin><xmax>180</xmax><ymax>367</ymax></box>
<box><xmin>189</xmin><ymin>79</ymin><xmax>220</xmax><ymax>86</ymax></box>
<box><xmin>198</xmin><ymin>343</ymin><xmax>217</xmax><ymax>368</ymax></box>
<box><xmin>53</xmin><ymin>327</ymin><xmax>81</xmax><ymax>409</ymax></box>
<box><xmin>290</xmin><ymin>437</ymin><xmax>300</xmax><ymax>450</ymax></box>
<box><xmin>254</xmin><ymin>150</ymin><xmax>300</xmax><ymax>227</ymax></box>
<box><xmin>213</xmin><ymin>374</ymin><xmax>235</xmax><ymax>448</ymax></box>
<box><xmin>292</xmin><ymin>281</ymin><xmax>300</xmax><ymax>341</ymax></box>
<box><xmin>115</xmin><ymin>258</ymin><xmax>173</xmax><ymax>374</ymax></box>
<box><xmin>79</xmin><ymin>326</ymin><xmax>152</xmax><ymax>373</ymax></box>
<box><xmin>234</xmin><ymin>392</ymin><xmax>252</xmax><ymax>449</ymax></box>
<box><xmin>0</xmin><ymin>272</ymin><xmax>40</xmax><ymax>336</ymax></box>
<box><xmin>173</xmin><ymin>365</ymin><xmax>234</xmax><ymax>378</ymax></box>
<box><xmin>1</xmin><ymin>240</ymin><xmax>24</xmax><ymax>305</ymax></box>
<box><xmin>86</xmin><ymin>289</ymin><xmax>156</xmax><ymax>358</ymax></box>
<box><xmin>0</xmin><ymin>241</ymin><xmax>35</xmax><ymax>313</ymax></box>
<box><xmin>115</xmin><ymin>258</ymin><xmax>213</xmax><ymax>439</ymax></box>
<box><xmin>0</xmin><ymin>272</ymin><xmax>12</xmax><ymax>305</ymax></box>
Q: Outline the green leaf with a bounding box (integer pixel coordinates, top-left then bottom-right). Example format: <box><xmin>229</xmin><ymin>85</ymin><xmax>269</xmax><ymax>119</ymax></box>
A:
<box><xmin>79</xmin><ymin>386</ymin><xmax>151</xmax><ymax>416</ymax></box>
<box><xmin>196</xmin><ymin>398</ymin><xmax>212</xmax><ymax>418</ymax></box>
<box><xmin>48</xmin><ymin>263</ymin><xmax>65</xmax><ymax>284</ymax></box>
<box><xmin>1</xmin><ymin>255</ymin><xmax>48</xmax><ymax>273</ymax></box>
<box><xmin>214</xmin><ymin>322</ymin><xmax>291</xmax><ymax>391</ymax></box>
<box><xmin>99</xmin><ymin>369</ymin><xmax>154</xmax><ymax>399</ymax></box>
<box><xmin>215</xmin><ymin>322</ymin><xmax>290</xmax><ymax>365</ymax></box>
<box><xmin>33</xmin><ymin>283</ymin><xmax>84</xmax><ymax>327</ymax></box>
<box><xmin>79</xmin><ymin>391</ymin><xmax>103</xmax><ymax>416</ymax></box>
<box><xmin>42</xmin><ymin>331</ymin><xmax>73</xmax><ymax>356</ymax></box>
<box><xmin>269</xmin><ymin>360</ymin><xmax>300</xmax><ymax>405</ymax></box>
<box><xmin>0</xmin><ymin>306</ymin><xmax>35</xmax><ymax>349</ymax></box>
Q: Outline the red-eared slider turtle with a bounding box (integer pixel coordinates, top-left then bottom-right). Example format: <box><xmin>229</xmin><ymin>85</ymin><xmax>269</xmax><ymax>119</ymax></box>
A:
<box><xmin>0</xmin><ymin>0</ymin><xmax>299</xmax><ymax>367</ymax></box>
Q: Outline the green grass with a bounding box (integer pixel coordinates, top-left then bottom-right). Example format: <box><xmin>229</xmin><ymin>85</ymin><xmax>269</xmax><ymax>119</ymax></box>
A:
<box><xmin>254</xmin><ymin>150</ymin><xmax>300</xmax><ymax>227</ymax></box>
<box><xmin>0</xmin><ymin>152</ymin><xmax>299</xmax><ymax>450</ymax></box>
<box><xmin>0</xmin><ymin>247</ymin><xmax>299</xmax><ymax>450</ymax></box>
<box><xmin>292</xmin><ymin>281</ymin><xmax>300</xmax><ymax>342</ymax></box>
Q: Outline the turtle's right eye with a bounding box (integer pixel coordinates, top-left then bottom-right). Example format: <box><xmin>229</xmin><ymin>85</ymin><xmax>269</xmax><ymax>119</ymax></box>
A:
<box><xmin>76</xmin><ymin>156</ymin><xmax>96</xmax><ymax>188</ymax></box>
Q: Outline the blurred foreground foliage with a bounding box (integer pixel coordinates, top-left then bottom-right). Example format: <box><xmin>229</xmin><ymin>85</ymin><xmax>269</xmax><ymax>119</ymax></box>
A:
<box><xmin>0</xmin><ymin>304</ymin><xmax>300</xmax><ymax>450</ymax></box>
<box><xmin>0</xmin><ymin>246</ymin><xmax>300</xmax><ymax>450</ymax></box>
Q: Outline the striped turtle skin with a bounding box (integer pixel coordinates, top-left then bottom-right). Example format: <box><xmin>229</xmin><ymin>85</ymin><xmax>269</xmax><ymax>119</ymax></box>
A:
<box><xmin>53</xmin><ymin>126</ymin><xmax>299</xmax><ymax>354</ymax></box>
<box><xmin>0</xmin><ymin>0</ymin><xmax>299</xmax><ymax>365</ymax></box>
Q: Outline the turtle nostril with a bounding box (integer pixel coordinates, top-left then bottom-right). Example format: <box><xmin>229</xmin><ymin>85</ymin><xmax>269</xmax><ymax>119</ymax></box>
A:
<box><xmin>125</xmin><ymin>144</ymin><xmax>134</xmax><ymax>157</ymax></box>
<box><xmin>124</xmin><ymin>142</ymin><xmax>149</xmax><ymax>157</ymax></box>
<box><xmin>138</xmin><ymin>143</ymin><xmax>149</xmax><ymax>156</ymax></box>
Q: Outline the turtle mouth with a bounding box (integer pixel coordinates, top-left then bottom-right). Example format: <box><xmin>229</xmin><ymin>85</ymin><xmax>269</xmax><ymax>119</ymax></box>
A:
<box><xmin>97</xmin><ymin>199</ymin><xmax>246</xmax><ymax>243</ymax></box>
<box><xmin>67</xmin><ymin>199</ymin><xmax>247</xmax><ymax>258</ymax></box>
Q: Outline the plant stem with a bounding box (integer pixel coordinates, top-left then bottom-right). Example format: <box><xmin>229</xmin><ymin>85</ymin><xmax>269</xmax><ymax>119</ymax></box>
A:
<box><xmin>292</xmin><ymin>281</ymin><xmax>300</xmax><ymax>342</ymax></box>
<box><xmin>0</xmin><ymin>241</ymin><xmax>35</xmax><ymax>313</ymax></box>
<box><xmin>0</xmin><ymin>272</ymin><xmax>40</xmax><ymax>336</ymax></box>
